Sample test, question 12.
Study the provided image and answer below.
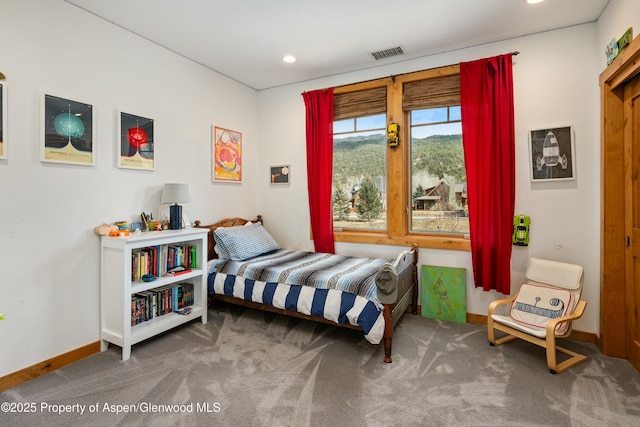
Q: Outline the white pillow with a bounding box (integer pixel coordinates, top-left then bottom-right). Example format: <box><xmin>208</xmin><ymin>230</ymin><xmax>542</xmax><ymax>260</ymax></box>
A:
<box><xmin>213</xmin><ymin>222</ymin><xmax>279</xmax><ymax>261</ymax></box>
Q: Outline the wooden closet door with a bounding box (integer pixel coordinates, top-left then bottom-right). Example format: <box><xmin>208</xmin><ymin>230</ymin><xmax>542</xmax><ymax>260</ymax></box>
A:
<box><xmin>625</xmin><ymin>74</ymin><xmax>640</xmax><ymax>372</ymax></box>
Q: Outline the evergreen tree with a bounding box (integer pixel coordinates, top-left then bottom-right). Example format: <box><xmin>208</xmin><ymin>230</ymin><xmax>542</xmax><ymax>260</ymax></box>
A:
<box><xmin>413</xmin><ymin>184</ymin><xmax>425</xmax><ymax>201</ymax></box>
<box><xmin>332</xmin><ymin>187</ymin><xmax>351</xmax><ymax>220</ymax></box>
<box><xmin>356</xmin><ymin>177</ymin><xmax>382</xmax><ymax>221</ymax></box>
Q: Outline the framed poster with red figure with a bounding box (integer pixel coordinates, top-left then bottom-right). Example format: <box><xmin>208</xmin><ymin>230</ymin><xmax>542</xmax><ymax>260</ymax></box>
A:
<box><xmin>118</xmin><ymin>111</ymin><xmax>154</xmax><ymax>170</ymax></box>
<box><xmin>212</xmin><ymin>126</ymin><xmax>242</xmax><ymax>183</ymax></box>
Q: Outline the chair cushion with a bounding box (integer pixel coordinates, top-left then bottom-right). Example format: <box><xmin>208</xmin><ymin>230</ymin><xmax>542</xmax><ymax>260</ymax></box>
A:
<box><xmin>491</xmin><ymin>314</ymin><xmax>547</xmax><ymax>339</ymax></box>
<box><xmin>510</xmin><ymin>283</ymin><xmax>573</xmax><ymax>335</ymax></box>
<box><xmin>526</xmin><ymin>258</ymin><xmax>583</xmax><ymax>290</ymax></box>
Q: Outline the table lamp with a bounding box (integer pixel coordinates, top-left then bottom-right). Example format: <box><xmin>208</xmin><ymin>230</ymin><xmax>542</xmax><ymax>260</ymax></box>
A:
<box><xmin>161</xmin><ymin>183</ymin><xmax>191</xmax><ymax>230</ymax></box>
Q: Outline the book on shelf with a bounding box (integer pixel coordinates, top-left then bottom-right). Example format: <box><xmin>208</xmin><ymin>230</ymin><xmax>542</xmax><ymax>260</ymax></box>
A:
<box><xmin>165</xmin><ymin>266</ymin><xmax>192</xmax><ymax>277</ymax></box>
<box><xmin>131</xmin><ymin>282</ymin><xmax>195</xmax><ymax>326</ymax></box>
<box><xmin>132</xmin><ymin>243</ymin><xmax>197</xmax><ymax>281</ymax></box>
<box><xmin>131</xmin><ymin>295</ymin><xmax>146</xmax><ymax>326</ymax></box>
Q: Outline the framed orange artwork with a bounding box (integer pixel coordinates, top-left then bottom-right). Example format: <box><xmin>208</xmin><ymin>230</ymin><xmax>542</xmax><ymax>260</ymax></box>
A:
<box><xmin>212</xmin><ymin>126</ymin><xmax>242</xmax><ymax>183</ymax></box>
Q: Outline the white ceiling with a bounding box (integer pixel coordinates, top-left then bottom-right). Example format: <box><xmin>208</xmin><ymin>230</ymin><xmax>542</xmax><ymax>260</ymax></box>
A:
<box><xmin>65</xmin><ymin>0</ymin><xmax>610</xmax><ymax>91</ymax></box>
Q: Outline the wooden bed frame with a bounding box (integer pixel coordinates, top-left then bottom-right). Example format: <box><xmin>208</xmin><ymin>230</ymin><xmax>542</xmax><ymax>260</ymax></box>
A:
<box><xmin>194</xmin><ymin>215</ymin><xmax>419</xmax><ymax>363</ymax></box>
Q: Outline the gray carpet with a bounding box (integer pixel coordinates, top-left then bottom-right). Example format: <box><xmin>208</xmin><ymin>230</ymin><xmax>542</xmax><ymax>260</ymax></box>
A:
<box><xmin>2</xmin><ymin>304</ymin><xmax>639</xmax><ymax>427</ymax></box>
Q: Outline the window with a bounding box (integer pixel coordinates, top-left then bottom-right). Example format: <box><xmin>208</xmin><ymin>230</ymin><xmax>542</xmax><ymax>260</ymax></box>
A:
<box><xmin>333</xmin><ymin>114</ymin><xmax>387</xmax><ymax>231</ymax></box>
<box><xmin>409</xmin><ymin>106</ymin><xmax>467</xmax><ymax>234</ymax></box>
<box><xmin>332</xmin><ymin>66</ymin><xmax>470</xmax><ymax>251</ymax></box>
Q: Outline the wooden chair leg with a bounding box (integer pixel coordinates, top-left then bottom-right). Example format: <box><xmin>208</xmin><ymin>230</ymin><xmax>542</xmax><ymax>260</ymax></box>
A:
<box><xmin>487</xmin><ymin>316</ymin><xmax>519</xmax><ymax>346</ymax></box>
<box><xmin>545</xmin><ymin>328</ymin><xmax>588</xmax><ymax>373</ymax></box>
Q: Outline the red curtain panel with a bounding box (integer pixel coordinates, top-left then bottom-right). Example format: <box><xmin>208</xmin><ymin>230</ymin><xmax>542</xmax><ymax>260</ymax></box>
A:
<box><xmin>460</xmin><ymin>54</ymin><xmax>515</xmax><ymax>294</ymax></box>
<box><xmin>303</xmin><ymin>88</ymin><xmax>335</xmax><ymax>254</ymax></box>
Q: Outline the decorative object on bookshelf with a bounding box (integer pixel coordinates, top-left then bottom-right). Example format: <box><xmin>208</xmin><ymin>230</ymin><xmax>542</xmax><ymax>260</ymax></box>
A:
<box><xmin>109</xmin><ymin>229</ymin><xmax>130</xmax><ymax>237</ymax></box>
<box><xmin>140</xmin><ymin>212</ymin><xmax>151</xmax><ymax>231</ymax></box>
<box><xmin>161</xmin><ymin>183</ymin><xmax>191</xmax><ymax>230</ymax></box>
<box><xmin>94</xmin><ymin>223</ymin><xmax>118</xmax><ymax>236</ymax></box>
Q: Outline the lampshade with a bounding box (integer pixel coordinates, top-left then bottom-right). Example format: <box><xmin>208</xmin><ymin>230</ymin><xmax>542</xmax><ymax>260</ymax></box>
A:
<box><xmin>161</xmin><ymin>183</ymin><xmax>191</xmax><ymax>204</ymax></box>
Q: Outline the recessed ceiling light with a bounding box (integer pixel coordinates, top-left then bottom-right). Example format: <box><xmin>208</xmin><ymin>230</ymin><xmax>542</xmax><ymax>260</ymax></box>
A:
<box><xmin>282</xmin><ymin>55</ymin><xmax>296</xmax><ymax>63</ymax></box>
<box><xmin>526</xmin><ymin>0</ymin><xmax>544</xmax><ymax>4</ymax></box>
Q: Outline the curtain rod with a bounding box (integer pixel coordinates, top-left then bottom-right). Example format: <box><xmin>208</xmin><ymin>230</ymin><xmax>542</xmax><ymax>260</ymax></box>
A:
<box><xmin>302</xmin><ymin>51</ymin><xmax>520</xmax><ymax>94</ymax></box>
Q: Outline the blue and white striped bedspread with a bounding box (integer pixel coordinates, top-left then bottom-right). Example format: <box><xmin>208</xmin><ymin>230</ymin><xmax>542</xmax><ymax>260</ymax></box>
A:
<box><xmin>210</xmin><ymin>249</ymin><xmax>391</xmax><ymax>300</ymax></box>
<box><xmin>207</xmin><ymin>250</ymin><xmax>392</xmax><ymax>344</ymax></box>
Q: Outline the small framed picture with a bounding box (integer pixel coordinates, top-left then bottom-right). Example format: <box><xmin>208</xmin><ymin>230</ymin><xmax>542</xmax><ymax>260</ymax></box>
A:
<box><xmin>0</xmin><ymin>82</ymin><xmax>6</xmax><ymax>160</ymax></box>
<box><xmin>117</xmin><ymin>111</ymin><xmax>154</xmax><ymax>170</ymax></box>
<box><xmin>270</xmin><ymin>165</ymin><xmax>290</xmax><ymax>185</ymax></box>
<box><xmin>41</xmin><ymin>93</ymin><xmax>94</xmax><ymax>166</ymax></box>
<box><xmin>529</xmin><ymin>126</ymin><xmax>575</xmax><ymax>182</ymax></box>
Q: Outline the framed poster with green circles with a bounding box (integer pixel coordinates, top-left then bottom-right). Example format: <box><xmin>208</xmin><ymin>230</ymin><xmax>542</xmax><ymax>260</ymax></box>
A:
<box><xmin>41</xmin><ymin>93</ymin><xmax>94</xmax><ymax>166</ymax></box>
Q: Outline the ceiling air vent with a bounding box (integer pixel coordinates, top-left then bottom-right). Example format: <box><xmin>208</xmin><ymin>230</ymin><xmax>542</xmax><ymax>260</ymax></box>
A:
<box><xmin>369</xmin><ymin>46</ymin><xmax>405</xmax><ymax>61</ymax></box>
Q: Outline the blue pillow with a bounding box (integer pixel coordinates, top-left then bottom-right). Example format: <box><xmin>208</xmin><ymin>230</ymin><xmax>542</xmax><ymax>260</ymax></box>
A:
<box><xmin>213</xmin><ymin>223</ymin><xmax>279</xmax><ymax>261</ymax></box>
<box><xmin>212</xmin><ymin>222</ymin><xmax>253</xmax><ymax>259</ymax></box>
<box><xmin>213</xmin><ymin>240</ymin><xmax>231</xmax><ymax>260</ymax></box>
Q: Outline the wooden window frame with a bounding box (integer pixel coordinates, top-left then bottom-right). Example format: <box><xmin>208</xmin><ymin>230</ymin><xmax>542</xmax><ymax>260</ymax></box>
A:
<box><xmin>333</xmin><ymin>65</ymin><xmax>470</xmax><ymax>251</ymax></box>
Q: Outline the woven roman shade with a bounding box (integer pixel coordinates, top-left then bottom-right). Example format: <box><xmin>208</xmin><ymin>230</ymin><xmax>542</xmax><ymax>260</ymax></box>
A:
<box><xmin>403</xmin><ymin>74</ymin><xmax>460</xmax><ymax>110</ymax></box>
<box><xmin>334</xmin><ymin>87</ymin><xmax>386</xmax><ymax>120</ymax></box>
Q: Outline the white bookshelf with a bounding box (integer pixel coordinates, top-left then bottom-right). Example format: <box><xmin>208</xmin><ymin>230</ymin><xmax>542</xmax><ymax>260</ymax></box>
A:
<box><xmin>100</xmin><ymin>228</ymin><xmax>209</xmax><ymax>360</ymax></box>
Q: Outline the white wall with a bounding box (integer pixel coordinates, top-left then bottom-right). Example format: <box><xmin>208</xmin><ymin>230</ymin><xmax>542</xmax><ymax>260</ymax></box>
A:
<box><xmin>0</xmin><ymin>0</ymin><xmax>259</xmax><ymax>377</ymax></box>
<box><xmin>258</xmin><ymin>24</ymin><xmax>601</xmax><ymax>334</ymax></box>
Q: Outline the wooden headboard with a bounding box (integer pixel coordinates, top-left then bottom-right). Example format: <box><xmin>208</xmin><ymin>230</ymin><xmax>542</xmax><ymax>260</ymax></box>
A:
<box><xmin>193</xmin><ymin>215</ymin><xmax>263</xmax><ymax>261</ymax></box>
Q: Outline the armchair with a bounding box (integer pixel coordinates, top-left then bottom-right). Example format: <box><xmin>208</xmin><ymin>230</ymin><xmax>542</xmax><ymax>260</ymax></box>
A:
<box><xmin>487</xmin><ymin>257</ymin><xmax>587</xmax><ymax>374</ymax></box>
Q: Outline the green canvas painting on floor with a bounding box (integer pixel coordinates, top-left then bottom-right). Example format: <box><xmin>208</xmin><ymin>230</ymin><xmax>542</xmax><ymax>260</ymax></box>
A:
<box><xmin>421</xmin><ymin>265</ymin><xmax>467</xmax><ymax>323</ymax></box>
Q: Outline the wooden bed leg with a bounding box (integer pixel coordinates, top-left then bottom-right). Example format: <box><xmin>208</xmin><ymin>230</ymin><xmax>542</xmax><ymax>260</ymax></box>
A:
<box><xmin>383</xmin><ymin>304</ymin><xmax>393</xmax><ymax>363</ymax></box>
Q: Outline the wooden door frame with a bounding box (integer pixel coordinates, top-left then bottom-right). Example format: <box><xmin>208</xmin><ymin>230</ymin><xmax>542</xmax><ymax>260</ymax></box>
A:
<box><xmin>600</xmin><ymin>34</ymin><xmax>640</xmax><ymax>358</ymax></box>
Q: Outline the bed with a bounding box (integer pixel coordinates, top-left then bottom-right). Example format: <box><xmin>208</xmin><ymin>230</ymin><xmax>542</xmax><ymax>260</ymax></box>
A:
<box><xmin>194</xmin><ymin>216</ymin><xmax>418</xmax><ymax>362</ymax></box>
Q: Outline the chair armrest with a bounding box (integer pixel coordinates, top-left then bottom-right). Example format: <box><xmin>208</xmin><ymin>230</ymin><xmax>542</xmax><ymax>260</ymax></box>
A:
<box><xmin>488</xmin><ymin>296</ymin><xmax>515</xmax><ymax>316</ymax></box>
<box><xmin>546</xmin><ymin>300</ymin><xmax>587</xmax><ymax>336</ymax></box>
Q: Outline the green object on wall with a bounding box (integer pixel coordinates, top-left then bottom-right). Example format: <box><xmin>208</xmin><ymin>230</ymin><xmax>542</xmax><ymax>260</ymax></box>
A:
<box><xmin>421</xmin><ymin>265</ymin><xmax>467</xmax><ymax>323</ymax></box>
<box><xmin>512</xmin><ymin>214</ymin><xmax>530</xmax><ymax>246</ymax></box>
